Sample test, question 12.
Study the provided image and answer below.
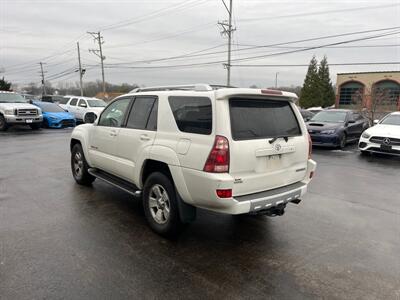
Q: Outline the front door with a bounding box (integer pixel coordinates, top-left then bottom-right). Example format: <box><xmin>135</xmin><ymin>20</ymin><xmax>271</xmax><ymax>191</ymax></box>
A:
<box><xmin>88</xmin><ymin>97</ymin><xmax>132</xmax><ymax>175</ymax></box>
<box><xmin>114</xmin><ymin>96</ymin><xmax>158</xmax><ymax>183</ymax></box>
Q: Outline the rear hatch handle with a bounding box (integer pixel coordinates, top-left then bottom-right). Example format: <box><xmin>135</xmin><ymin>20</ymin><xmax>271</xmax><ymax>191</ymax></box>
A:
<box><xmin>269</xmin><ymin>136</ymin><xmax>289</xmax><ymax>144</ymax></box>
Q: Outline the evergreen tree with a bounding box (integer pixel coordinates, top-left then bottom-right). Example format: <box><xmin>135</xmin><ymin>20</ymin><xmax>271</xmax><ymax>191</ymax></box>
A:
<box><xmin>318</xmin><ymin>56</ymin><xmax>335</xmax><ymax>107</ymax></box>
<box><xmin>0</xmin><ymin>77</ymin><xmax>12</xmax><ymax>91</ymax></box>
<box><xmin>300</xmin><ymin>56</ymin><xmax>320</xmax><ymax>108</ymax></box>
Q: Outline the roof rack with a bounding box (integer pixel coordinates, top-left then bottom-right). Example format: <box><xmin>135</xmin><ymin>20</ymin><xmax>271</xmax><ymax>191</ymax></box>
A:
<box><xmin>130</xmin><ymin>84</ymin><xmax>235</xmax><ymax>93</ymax></box>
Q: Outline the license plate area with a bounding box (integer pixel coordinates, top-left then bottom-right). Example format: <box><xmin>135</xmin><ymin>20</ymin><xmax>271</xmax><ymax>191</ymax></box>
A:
<box><xmin>381</xmin><ymin>144</ymin><xmax>392</xmax><ymax>151</ymax></box>
<box><xmin>25</xmin><ymin>119</ymin><xmax>33</xmax><ymax>123</ymax></box>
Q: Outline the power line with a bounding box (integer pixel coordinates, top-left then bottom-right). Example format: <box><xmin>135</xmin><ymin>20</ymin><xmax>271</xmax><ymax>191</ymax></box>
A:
<box><xmin>99</xmin><ymin>30</ymin><xmax>400</xmax><ymax>70</ymax></box>
<box><xmin>102</xmin><ymin>27</ymin><xmax>400</xmax><ymax>67</ymax></box>
<box><xmin>231</xmin><ymin>62</ymin><xmax>400</xmax><ymax>67</ymax></box>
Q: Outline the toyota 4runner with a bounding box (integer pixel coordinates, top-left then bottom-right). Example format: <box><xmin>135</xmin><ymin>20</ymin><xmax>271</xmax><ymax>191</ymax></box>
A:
<box><xmin>70</xmin><ymin>84</ymin><xmax>316</xmax><ymax>236</ymax></box>
<box><xmin>0</xmin><ymin>91</ymin><xmax>43</xmax><ymax>131</ymax></box>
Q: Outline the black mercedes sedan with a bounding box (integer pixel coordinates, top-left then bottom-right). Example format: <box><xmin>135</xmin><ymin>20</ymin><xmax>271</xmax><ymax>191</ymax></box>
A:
<box><xmin>306</xmin><ymin>109</ymin><xmax>369</xmax><ymax>149</ymax></box>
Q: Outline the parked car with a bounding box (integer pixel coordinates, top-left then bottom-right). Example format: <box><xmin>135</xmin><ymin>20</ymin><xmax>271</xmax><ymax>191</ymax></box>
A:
<box><xmin>307</xmin><ymin>106</ymin><xmax>324</xmax><ymax>114</ymax></box>
<box><xmin>41</xmin><ymin>95</ymin><xmax>69</xmax><ymax>104</ymax></box>
<box><xmin>32</xmin><ymin>101</ymin><xmax>76</xmax><ymax>128</ymax></box>
<box><xmin>300</xmin><ymin>109</ymin><xmax>314</xmax><ymax>121</ymax></box>
<box><xmin>69</xmin><ymin>84</ymin><xmax>316</xmax><ymax>236</ymax></box>
<box><xmin>359</xmin><ymin>112</ymin><xmax>400</xmax><ymax>156</ymax></box>
<box><xmin>60</xmin><ymin>96</ymin><xmax>106</xmax><ymax>123</ymax></box>
<box><xmin>307</xmin><ymin>109</ymin><xmax>369</xmax><ymax>149</ymax></box>
<box><xmin>0</xmin><ymin>91</ymin><xmax>43</xmax><ymax>131</ymax></box>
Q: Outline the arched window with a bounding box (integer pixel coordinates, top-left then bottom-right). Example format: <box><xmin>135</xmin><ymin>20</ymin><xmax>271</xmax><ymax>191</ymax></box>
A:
<box><xmin>373</xmin><ymin>80</ymin><xmax>400</xmax><ymax>107</ymax></box>
<box><xmin>339</xmin><ymin>82</ymin><xmax>364</xmax><ymax>105</ymax></box>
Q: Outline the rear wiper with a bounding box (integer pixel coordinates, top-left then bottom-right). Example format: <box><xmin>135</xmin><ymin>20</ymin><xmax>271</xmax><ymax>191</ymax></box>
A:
<box><xmin>269</xmin><ymin>136</ymin><xmax>289</xmax><ymax>144</ymax></box>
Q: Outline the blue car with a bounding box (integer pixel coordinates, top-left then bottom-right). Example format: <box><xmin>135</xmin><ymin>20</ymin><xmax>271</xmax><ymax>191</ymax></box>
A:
<box><xmin>32</xmin><ymin>101</ymin><xmax>76</xmax><ymax>128</ymax></box>
<box><xmin>306</xmin><ymin>109</ymin><xmax>369</xmax><ymax>149</ymax></box>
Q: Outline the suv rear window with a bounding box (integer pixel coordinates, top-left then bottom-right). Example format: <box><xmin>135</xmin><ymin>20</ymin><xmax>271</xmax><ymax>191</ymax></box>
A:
<box><xmin>168</xmin><ymin>96</ymin><xmax>212</xmax><ymax>135</ymax></box>
<box><xmin>229</xmin><ymin>98</ymin><xmax>301</xmax><ymax>141</ymax></box>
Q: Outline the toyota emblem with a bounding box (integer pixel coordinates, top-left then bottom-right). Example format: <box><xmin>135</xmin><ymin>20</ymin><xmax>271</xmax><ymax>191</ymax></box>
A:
<box><xmin>274</xmin><ymin>144</ymin><xmax>282</xmax><ymax>151</ymax></box>
<box><xmin>383</xmin><ymin>138</ymin><xmax>391</xmax><ymax>145</ymax></box>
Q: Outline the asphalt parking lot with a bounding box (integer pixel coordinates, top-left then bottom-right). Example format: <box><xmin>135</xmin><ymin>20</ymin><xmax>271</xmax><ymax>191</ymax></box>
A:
<box><xmin>1</xmin><ymin>128</ymin><xmax>399</xmax><ymax>299</ymax></box>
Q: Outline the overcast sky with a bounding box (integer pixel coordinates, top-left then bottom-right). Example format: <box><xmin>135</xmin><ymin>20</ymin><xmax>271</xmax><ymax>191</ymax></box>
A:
<box><xmin>1</xmin><ymin>0</ymin><xmax>399</xmax><ymax>89</ymax></box>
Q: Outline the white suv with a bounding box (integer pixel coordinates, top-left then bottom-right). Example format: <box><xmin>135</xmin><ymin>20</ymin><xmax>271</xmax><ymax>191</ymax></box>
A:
<box><xmin>60</xmin><ymin>96</ymin><xmax>106</xmax><ymax>123</ymax></box>
<box><xmin>70</xmin><ymin>84</ymin><xmax>316</xmax><ymax>236</ymax></box>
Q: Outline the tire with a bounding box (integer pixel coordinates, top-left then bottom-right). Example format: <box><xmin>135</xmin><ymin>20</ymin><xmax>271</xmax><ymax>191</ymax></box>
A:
<box><xmin>71</xmin><ymin>143</ymin><xmax>95</xmax><ymax>186</ymax></box>
<box><xmin>143</xmin><ymin>172</ymin><xmax>183</xmax><ymax>237</ymax></box>
<box><xmin>339</xmin><ymin>133</ymin><xmax>347</xmax><ymax>149</ymax></box>
<box><xmin>42</xmin><ymin>119</ymin><xmax>49</xmax><ymax>128</ymax></box>
<box><xmin>0</xmin><ymin>114</ymin><xmax>8</xmax><ymax>131</ymax></box>
<box><xmin>30</xmin><ymin>123</ymin><xmax>41</xmax><ymax>130</ymax></box>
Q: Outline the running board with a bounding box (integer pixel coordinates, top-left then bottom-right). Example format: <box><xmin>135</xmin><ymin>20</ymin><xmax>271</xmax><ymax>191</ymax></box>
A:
<box><xmin>88</xmin><ymin>168</ymin><xmax>142</xmax><ymax>197</ymax></box>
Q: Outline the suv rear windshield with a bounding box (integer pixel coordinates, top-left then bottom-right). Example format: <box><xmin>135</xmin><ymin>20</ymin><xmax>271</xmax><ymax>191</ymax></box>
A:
<box><xmin>168</xmin><ymin>96</ymin><xmax>212</xmax><ymax>135</ymax></box>
<box><xmin>229</xmin><ymin>98</ymin><xmax>301</xmax><ymax>140</ymax></box>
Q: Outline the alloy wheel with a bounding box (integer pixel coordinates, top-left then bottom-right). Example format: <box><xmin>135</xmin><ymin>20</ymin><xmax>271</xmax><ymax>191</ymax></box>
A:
<box><xmin>148</xmin><ymin>184</ymin><xmax>170</xmax><ymax>224</ymax></box>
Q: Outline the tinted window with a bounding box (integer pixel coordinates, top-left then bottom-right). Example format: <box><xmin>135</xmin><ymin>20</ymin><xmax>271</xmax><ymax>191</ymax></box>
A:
<box><xmin>78</xmin><ymin>99</ymin><xmax>87</xmax><ymax>107</ymax></box>
<box><xmin>98</xmin><ymin>98</ymin><xmax>131</xmax><ymax>127</ymax></box>
<box><xmin>168</xmin><ymin>96</ymin><xmax>212</xmax><ymax>135</ymax></box>
<box><xmin>126</xmin><ymin>97</ymin><xmax>156</xmax><ymax>130</ymax></box>
<box><xmin>58</xmin><ymin>97</ymin><xmax>69</xmax><ymax>104</ymax></box>
<box><xmin>230</xmin><ymin>99</ymin><xmax>301</xmax><ymax>141</ymax></box>
<box><xmin>69</xmin><ymin>98</ymin><xmax>78</xmax><ymax>106</ymax></box>
<box><xmin>87</xmin><ymin>99</ymin><xmax>106</xmax><ymax>107</ymax></box>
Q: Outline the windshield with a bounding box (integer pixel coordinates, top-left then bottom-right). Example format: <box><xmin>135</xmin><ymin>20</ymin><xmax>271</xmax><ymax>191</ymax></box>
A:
<box><xmin>380</xmin><ymin>114</ymin><xmax>400</xmax><ymax>126</ymax></box>
<box><xmin>35</xmin><ymin>102</ymin><xmax>65</xmax><ymax>113</ymax></box>
<box><xmin>0</xmin><ymin>93</ymin><xmax>27</xmax><ymax>103</ymax></box>
<box><xmin>310</xmin><ymin>111</ymin><xmax>347</xmax><ymax>123</ymax></box>
<box><xmin>87</xmin><ymin>99</ymin><xmax>106</xmax><ymax>107</ymax></box>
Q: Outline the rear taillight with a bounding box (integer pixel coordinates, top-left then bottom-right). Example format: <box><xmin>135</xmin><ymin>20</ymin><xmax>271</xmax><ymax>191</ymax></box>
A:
<box><xmin>203</xmin><ymin>135</ymin><xmax>230</xmax><ymax>173</ymax></box>
<box><xmin>308</xmin><ymin>134</ymin><xmax>312</xmax><ymax>159</ymax></box>
<box><xmin>216</xmin><ymin>189</ymin><xmax>232</xmax><ymax>198</ymax></box>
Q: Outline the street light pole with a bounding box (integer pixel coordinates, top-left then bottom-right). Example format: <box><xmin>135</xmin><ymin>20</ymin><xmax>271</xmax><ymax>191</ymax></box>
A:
<box><xmin>275</xmin><ymin>72</ymin><xmax>279</xmax><ymax>88</ymax></box>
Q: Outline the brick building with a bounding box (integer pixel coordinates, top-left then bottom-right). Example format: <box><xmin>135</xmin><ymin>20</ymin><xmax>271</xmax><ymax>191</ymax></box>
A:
<box><xmin>336</xmin><ymin>71</ymin><xmax>400</xmax><ymax>112</ymax></box>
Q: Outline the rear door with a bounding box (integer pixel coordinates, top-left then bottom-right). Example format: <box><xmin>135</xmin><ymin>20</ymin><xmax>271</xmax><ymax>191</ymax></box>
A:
<box><xmin>76</xmin><ymin>99</ymin><xmax>88</xmax><ymax>120</ymax></box>
<box><xmin>227</xmin><ymin>97</ymin><xmax>308</xmax><ymax>196</ymax></box>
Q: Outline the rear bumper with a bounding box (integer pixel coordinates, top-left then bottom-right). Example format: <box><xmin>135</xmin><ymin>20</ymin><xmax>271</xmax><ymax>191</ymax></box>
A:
<box><xmin>5</xmin><ymin>115</ymin><xmax>43</xmax><ymax>124</ymax></box>
<box><xmin>180</xmin><ymin>159</ymin><xmax>316</xmax><ymax>215</ymax></box>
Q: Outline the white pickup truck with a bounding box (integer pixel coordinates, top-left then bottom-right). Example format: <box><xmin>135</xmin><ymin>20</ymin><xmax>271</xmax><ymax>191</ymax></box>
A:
<box><xmin>0</xmin><ymin>91</ymin><xmax>43</xmax><ymax>131</ymax></box>
<box><xmin>70</xmin><ymin>84</ymin><xmax>316</xmax><ymax>236</ymax></box>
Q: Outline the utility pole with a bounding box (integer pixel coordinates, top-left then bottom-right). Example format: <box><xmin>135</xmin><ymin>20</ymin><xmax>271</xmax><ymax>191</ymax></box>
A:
<box><xmin>275</xmin><ymin>72</ymin><xmax>279</xmax><ymax>88</ymax></box>
<box><xmin>218</xmin><ymin>0</ymin><xmax>234</xmax><ymax>87</ymax></box>
<box><xmin>39</xmin><ymin>62</ymin><xmax>46</xmax><ymax>96</ymax></box>
<box><xmin>77</xmin><ymin>42</ymin><xmax>84</xmax><ymax>96</ymax></box>
<box><xmin>88</xmin><ymin>31</ymin><xmax>106</xmax><ymax>96</ymax></box>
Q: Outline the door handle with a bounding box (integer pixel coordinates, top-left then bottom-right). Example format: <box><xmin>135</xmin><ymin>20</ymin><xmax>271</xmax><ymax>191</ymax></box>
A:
<box><xmin>140</xmin><ymin>134</ymin><xmax>151</xmax><ymax>141</ymax></box>
<box><xmin>109</xmin><ymin>130</ymin><xmax>117</xmax><ymax>137</ymax></box>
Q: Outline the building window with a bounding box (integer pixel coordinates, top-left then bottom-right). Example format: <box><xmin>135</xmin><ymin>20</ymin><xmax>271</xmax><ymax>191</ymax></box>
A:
<box><xmin>339</xmin><ymin>82</ymin><xmax>364</xmax><ymax>105</ymax></box>
<box><xmin>373</xmin><ymin>80</ymin><xmax>400</xmax><ymax>107</ymax></box>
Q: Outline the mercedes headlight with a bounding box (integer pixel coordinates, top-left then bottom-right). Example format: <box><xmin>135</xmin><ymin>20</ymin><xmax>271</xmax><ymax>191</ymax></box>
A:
<box><xmin>361</xmin><ymin>132</ymin><xmax>371</xmax><ymax>139</ymax></box>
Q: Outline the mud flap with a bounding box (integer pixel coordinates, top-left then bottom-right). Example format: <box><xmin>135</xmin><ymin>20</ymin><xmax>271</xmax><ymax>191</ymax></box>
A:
<box><xmin>175</xmin><ymin>191</ymin><xmax>196</xmax><ymax>223</ymax></box>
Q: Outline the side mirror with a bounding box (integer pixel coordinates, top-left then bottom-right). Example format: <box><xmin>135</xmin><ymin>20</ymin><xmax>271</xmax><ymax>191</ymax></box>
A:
<box><xmin>84</xmin><ymin>112</ymin><xmax>97</xmax><ymax>124</ymax></box>
<box><xmin>348</xmin><ymin>120</ymin><xmax>356</xmax><ymax>124</ymax></box>
<box><xmin>373</xmin><ymin>119</ymin><xmax>379</xmax><ymax>125</ymax></box>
